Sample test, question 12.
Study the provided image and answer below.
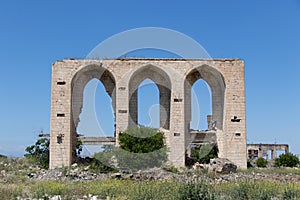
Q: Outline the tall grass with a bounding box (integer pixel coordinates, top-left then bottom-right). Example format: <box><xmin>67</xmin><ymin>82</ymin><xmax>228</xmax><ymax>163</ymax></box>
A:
<box><xmin>237</xmin><ymin>167</ymin><xmax>300</xmax><ymax>175</ymax></box>
<box><xmin>0</xmin><ymin>179</ymin><xmax>299</xmax><ymax>199</ymax></box>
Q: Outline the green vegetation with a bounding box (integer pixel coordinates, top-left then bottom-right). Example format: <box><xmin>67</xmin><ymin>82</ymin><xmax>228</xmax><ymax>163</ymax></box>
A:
<box><xmin>1</xmin><ymin>156</ymin><xmax>300</xmax><ymax>199</ymax></box>
<box><xmin>91</xmin><ymin>145</ymin><xmax>118</xmax><ymax>173</ymax></box>
<box><xmin>178</xmin><ymin>180</ymin><xmax>216</xmax><ymax>200</ymax></box>
<box><xmin>190</xmin><ymin>144</ymin><xmax>218</xmax><ymax>164</ymax></box>
<box><xmin>256</xmin><ymin>157</ymin><xmax>268</xmax><ymax>168</ymax></box>
<box><xmin>24</xmin><ymin>138</ymin><xmax>50</xmax><ymax>169</ymax></box>
<box><xmin>24</xmin><ymin>137</ymin><xmax>83</xmax><ymax>169</ymax></box>
<box><xmin>93</xmin><ymin>126</ymin><xmax>167</xmax><ymax>171</ymax></box>
<box><xmin>275</xmin><ymin>153</ymin><xmax>300</xmax><ymax>167</ymax></box>
<box><xmin>0</xmin><ymin>179</ymin><xmax>299</xmax><ymax>199</ymax></box>
<box><xmin>214</xmin><ymin>181</ymin><xmax>300</xmax><ymax>200</ymax></box>
<box><xmin>237</xmin><ymin>167</ymin><xmax>300</xmax><ymax>175</ymax></box>
<box><xmin>119</xmin><ymin>126</ymin><xmax>165</xmax><ymax>154</ymax></box>
<box><xmin>0</xmin><ymin>154</ymin><xmax>7</xmax><ymax>158</ymax></box>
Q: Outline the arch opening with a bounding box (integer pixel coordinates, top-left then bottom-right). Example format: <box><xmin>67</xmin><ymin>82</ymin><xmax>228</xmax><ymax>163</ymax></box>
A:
<box><xmin>138</xmin><ymin>78</ymin><xmax>160</xmax><ymax>128</ymax></box>
<box><xmin>128</xmin><ymin>64</ymin><xmax>171</xmax><ymax>130</ymax></box>
<box><xmin>190</xmin><ymin>79</ymin><xmax>212</xmax><ymax>131</ymax></box>
<box><xmin>71</xmin><ymin>65</ymin><xmax>116</xmax><ymax>157</ymax></box>
<box><xmin>185</xmin><ymin>65</ymin><xmax>225</xmax><ymax>131</ymax></box>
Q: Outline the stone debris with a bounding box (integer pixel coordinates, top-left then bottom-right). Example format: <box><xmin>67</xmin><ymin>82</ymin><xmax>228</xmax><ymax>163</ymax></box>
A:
<box><xmin>1</xmin><ymin>169</ymin><xmax>6</xmax><ymax>177</ymax></box>
<box><xmin>208</xmin><ymin>158</ymin><xmax>237</xmax><ymax>174</ymax></box>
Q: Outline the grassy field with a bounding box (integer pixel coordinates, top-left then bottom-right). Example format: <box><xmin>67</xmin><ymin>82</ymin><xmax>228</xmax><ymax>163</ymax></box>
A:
<box><xmin>1</xmin><ymin>157</ymin><xmax>300</xmax><ymax>199</ymax></box>
<box><xmin>0</xmin><ymin>179</ymin><xmax>300</xmax><ymax>199</ymax></box>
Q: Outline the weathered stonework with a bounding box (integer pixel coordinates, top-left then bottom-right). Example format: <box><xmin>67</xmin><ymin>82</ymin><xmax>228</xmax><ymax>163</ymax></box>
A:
<box><xmin>247</xmin><ymin>144</ymin><xmax>289</xmax><ymax>160</ymax></box>
<box><xmin>50</xmin><ymin>58</ymin><xmax>247</xmax><ymax>169</ymax></box>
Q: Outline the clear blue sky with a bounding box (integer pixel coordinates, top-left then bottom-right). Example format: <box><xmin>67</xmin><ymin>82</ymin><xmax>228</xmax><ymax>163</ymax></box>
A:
<box><xmin>0</xmin><ymin>0</ymin><xmax>299</xmax><ymax>157</ymax></box>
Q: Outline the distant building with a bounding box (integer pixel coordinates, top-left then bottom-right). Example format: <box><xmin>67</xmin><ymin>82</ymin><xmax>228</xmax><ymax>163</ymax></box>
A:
<box><xmin>247</xmin><ymin>143</ymin><xmax>289</xmax><ymax>160</ymax></box>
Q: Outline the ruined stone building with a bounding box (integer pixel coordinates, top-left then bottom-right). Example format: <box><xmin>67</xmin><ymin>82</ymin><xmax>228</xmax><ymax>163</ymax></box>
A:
<box><xmin>247</xmin><ymin>143</ymin><xmax>289</xmax><ymax>160</ymax></box>
<box><xmin>50</xmin><ymin>58</ymin><xmax>247</xmax><ymax>169</ymax></box>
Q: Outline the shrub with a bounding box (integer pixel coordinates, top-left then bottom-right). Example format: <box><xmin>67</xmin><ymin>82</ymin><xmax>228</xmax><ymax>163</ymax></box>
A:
<box><xmin>163</xmin><ymin>165</ymin><xmax>179</xmax><ymax>173</ymax></box>
<box><xmin>275</xmin><ymin>153</ymin><xmax>299</xmax><ymax>167</ymax></box>
<box><xmin>256</xmin><ymin>157</ymin><xmax>268</xmax><ymax>168</ymax></box>
<box><xmin>25</xmin><ymin>137</ymin><xmax>83</xmax><ymax>169</ymax></box>
<box><xmin>190</xmin><ymin>144</ymin><xmax>218</xmax><ymax>164</ymax></box>
<box><xmin>93</xmin><ymin>126</ymin><xmax>167</xmax><ymax>171</ymax></box>
<box><xmin>90</xmin><ymin>157</ymin><xmax>118</xmax><ymax>173</ymax></box>
<box><xmin>0</xmin><ymin>154</ymin><xmax>7</xmax><ymax>158</ymax></box>
<box><xmin>25</xmin><ymin>138</ymin><xmax>50</xmax><ymax>168</ymax></box>
<box><xmin>119</xmin><ymin>126</ymin><xmax>165</xmax><ymax>153</ymax></box>
<box><xmin>283</xmin><ymin>185</ymin><xmax>300</xmax><ymax>200</ymax></box>
<box><xmin>178</xmin><ymin>180</ymin><xmax>216</xmax><ymax>200</ymax></box>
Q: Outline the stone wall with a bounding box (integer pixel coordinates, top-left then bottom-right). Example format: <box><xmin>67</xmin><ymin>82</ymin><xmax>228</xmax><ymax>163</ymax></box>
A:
<box><xmin>50</xmin><ymin>58</ymin><xmax>247</xmax><ymax>169</ymax></box>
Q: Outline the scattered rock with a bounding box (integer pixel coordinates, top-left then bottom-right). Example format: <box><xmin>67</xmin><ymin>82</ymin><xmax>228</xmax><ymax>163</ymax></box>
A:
<box><xmin>27</xmin><ymin>173</ymin><xmax>36</xmax><ymax>178</ymax></box>
<box><xmin>192</xmin><ymin>162</ymin><xmax>204</xmax><ymax>170</ymax></box>
<box><xmin>209</xmin><ymin>158</ymin><xmax>237</xmax><ymax>174</ymax></box>
<box><xmin>110</xmin><ymin>172</ymin><xmax>122</xmax><ymax>178</ymax></box>
<box><xmin>1</xmin><ymin>169</ymin><xmax>6</xmax><ymax>177</ymax></box>
<box><xmin>71</xmin><ymin>163</ymin><xmax>78</xmax><ymax>168</ymax></box>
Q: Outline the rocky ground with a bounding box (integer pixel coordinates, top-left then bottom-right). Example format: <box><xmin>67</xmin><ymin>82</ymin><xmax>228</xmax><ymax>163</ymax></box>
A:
<box><xmin>20</xmin><ymin>159</ymin><xmax>300</xmax><ymax>184</ymax></box>
<box><xmin>27</xmin><ymin>166</ymin><xmax>300</xmax><ymax>184</ymax></box>
<box><xmin>1</xmin><ymin>158</ymin><xmax>300</xmax><ymax>200</ymax></box>
<box><xmin>1</xmin><ymin>157</ymin><xmax>300</xmax><ymax>184</ymax></box>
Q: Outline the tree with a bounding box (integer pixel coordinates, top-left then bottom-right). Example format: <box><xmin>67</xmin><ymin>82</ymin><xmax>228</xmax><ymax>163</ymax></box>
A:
<box><xmin>25</xmin><ymin>137</ymin><xmax>83</xmax><ymax>169</ymax></box>
<box><xmin>119</xmin><ymin>126</ymin><xmax>165</xmax><ymax>153</ymax></box>
<box><xmin>0</xmin><ymin>154</ymin><xmax>7</xmax><ymax>158</ymax></box>
<box><xmin>256</xmin><ymin>157</ymin><xmax>268</xmax><ymax>168</ymax></box>
<box><xmin>25</xmin><ymin>138</ymin><xmax>50</xmax><ymax>168</ymax></box>
<box><xmin>274</xmin><ymin>153</ymin><xmax>299</xmax><ymax>167</ymax></box>
<box><xmin>190</xmin><ymin>144</ymin><xmax>218</xmax><ymax>164</ymax></box>
<box><xmin>93</xmin><ymin>126</ymin><xmax>168</xmax><ymax>171</ymax></box>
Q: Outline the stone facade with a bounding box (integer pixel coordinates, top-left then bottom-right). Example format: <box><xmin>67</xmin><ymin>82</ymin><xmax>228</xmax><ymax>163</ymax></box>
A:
<box><xmin>50</xmin><ymin>58</ymin><xmax>247</xmax><ymax>169</ymax></box>
<box><xmin>247</xmin><ymin>144</ymin><xmax>289</xmax><ymax>160</ymax></box>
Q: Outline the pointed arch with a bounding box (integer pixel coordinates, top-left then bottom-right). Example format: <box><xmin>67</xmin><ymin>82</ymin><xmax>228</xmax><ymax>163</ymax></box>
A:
<box><xmin>138</xmin><ymin>78</ymin><xmax>160</xmax><ymax>128</ymax></box>
<box><xmin>70</xmin><ymin>64</ymin><xmax>116</xmax><ymax>156</ymax></box>
<box><xmin>185</xmin><ymin>65</ymin><xmax>225</xmax><ymax>130</ymax></box>
<box><xmin>190</xmin><ymin>79</ymin><xmax>212</xmax><ymax>130</ymax></box>
<box><xmin>128</xmin><ymin>64</ymin><xmax>171</xmax><ymax>129</ymax></box>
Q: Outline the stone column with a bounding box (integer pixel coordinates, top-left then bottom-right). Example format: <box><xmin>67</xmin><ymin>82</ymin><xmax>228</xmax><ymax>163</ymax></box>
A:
<box><xmin>115</xmin><ymin>82</ymin><xmax>130</xmax><ymax>144</ymax></box>
<box><xmin>50</xmin><ymin>62</ymin><xmax>73</xmax><ymax>169</ymax></box>
<box><xmin>169</xmin><ymin>77</ymin><xmax>186</xmax><ymax>167</ymax></box>
<box><xmin>272</xmin><ymin>149</ymin><xmax>277</xmax><ymax>160</ymax></box>
<box><xmin>159</xmin><ymin>85</ymin><xmax>171</xmax><ymax>130</ymax></box>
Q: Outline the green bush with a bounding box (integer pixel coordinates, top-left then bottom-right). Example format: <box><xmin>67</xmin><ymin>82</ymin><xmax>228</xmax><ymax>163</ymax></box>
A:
<box><xmin>275</xmin><ymin>153</ymin><xmax>299</xmax><ymax>167</ymax></box>
<box><xmin>93</xmin><ymin>126</ymin><xmax>167</xmax><ymax>171</ymax></box>
<box><xmin>25</xmin><ymin>138</ymin><xmax>50</xmax><ymax>168</ymax></box>
<box><xmin>92</xmin><ymin>145</ymin><xmax>119</xmax><ymax>173</ymax></box>
<box><xmin>25</xmin><ymin>137</ymin><xmax>83</xmax><ymax>169</ymax></box>
<box><xmin>0</xmin><ymin>154</ymin><xmax>7</xmax><ymax>158</ymax></box>
<box><xmin>178</xmin><ymin>180</ymin><xmax>216</xmax><ymax>200</ymax></box>
<box><xmin>163</xmin><ymin>165</ymin><xmax>179</xmax><ymax>173</ymax></box>
<box><xmin>190</xmin><ymin>144</ymin><xmax>218</xmax><ymax>164</ymax></box>
<box><xmin>119</xmin><ymin>126</ymin><xmax>165</xmax><ymax>153</ymax></box>
<box><xmin>256</xmin><ymin>157</ymin><xmax>268</xmax><ymax>168</ymax></box>
<box><xmin>90</xmin><ymin>157</ymin><xmax>118</xmax><ymax>173</ymax></box>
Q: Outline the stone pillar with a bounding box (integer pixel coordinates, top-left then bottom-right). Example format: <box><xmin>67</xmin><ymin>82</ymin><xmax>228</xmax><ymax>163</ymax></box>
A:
<box><xmin>169</xmin><ymin>78</ymin><xmax>186</xmax><ymax>167</ymax></box>
<box><xmin>184</xmin><ymin>80</ymin><xmax>192</xmax><ymax>157</ymax></box>
<box><xmin>272</xmin><ymin>149</ymin><xmax>277</xmax><ymax>160</ymax></box>
<box><xmin>50</xmin><ymin>62</ymin><xmax>73</xmax><ymax>169</ymax></box>
<box><xmin>115</xmin><ymin>82</ymin><xmax>130</xmax><ymax>144</ymax></box>
<box><xmin>159</xmin><ymin>85</ymin><xmax>170</xmax><ymax>130</ymax></box>
<box><xmin>258</xmin><ymin>148</ymin><xmax>263</xmax><ymax>158</ymax></box>
<box><xmin>128</xmin><ymin>90</ymin><xmax>138</xmax><ymax>128</ymax></box>
<box><xmin>285</xmin><ymin>146</ymin><xmax>289</xmax><ymax>154</ymax></box>
<box><xmin>207</xmin><ymin>115</ymin><xmax>212</xmax><ymax>130</ymax></box>
<box><xmin>221</xmin><ymin>60</ymin><xmax>247</xmax><ymax>168</ymax></box>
